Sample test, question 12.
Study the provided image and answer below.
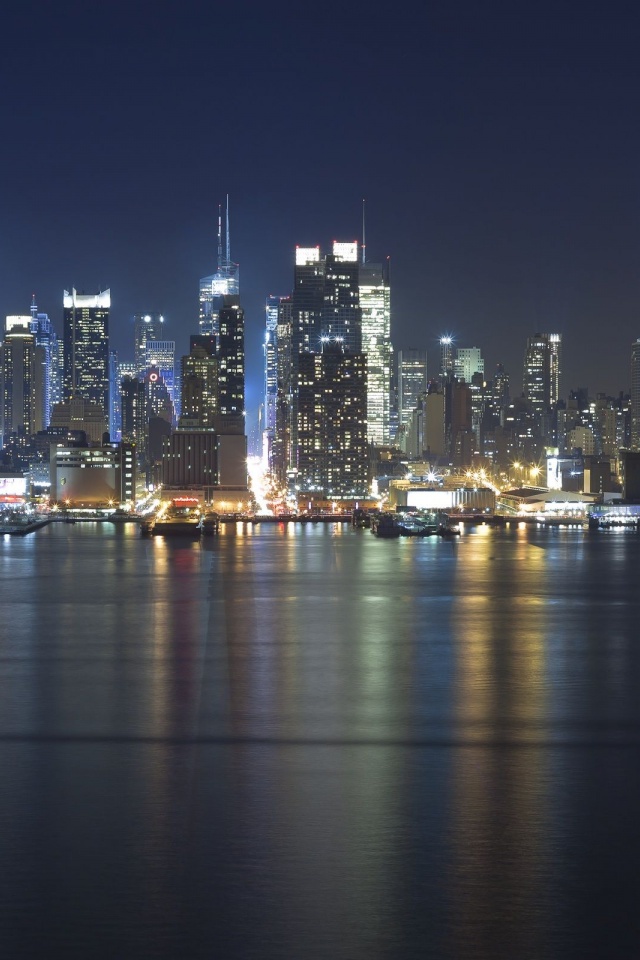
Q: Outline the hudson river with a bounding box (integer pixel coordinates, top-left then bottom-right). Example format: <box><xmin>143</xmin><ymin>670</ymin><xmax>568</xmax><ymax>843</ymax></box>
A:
<box><xmin>2</xmin><ymin>521</ymin><xmax>640</xmax><ymax>959</ymax></box>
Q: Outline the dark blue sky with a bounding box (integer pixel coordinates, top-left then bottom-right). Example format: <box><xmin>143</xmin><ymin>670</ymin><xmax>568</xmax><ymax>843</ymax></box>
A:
<box><xmin>2</xmin><ymin>1</ymin><xmax>640</xmax><ymax>420</ymax></box>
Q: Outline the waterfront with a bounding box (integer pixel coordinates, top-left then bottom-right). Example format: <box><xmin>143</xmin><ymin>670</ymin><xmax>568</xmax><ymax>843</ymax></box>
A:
<box><xmin>1</xmin><ymin>522</ymin><xmax>640</xmax><ymax>959</ymax></box>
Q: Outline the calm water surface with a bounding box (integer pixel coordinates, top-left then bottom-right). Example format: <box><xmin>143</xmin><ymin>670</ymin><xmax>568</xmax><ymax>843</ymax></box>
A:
<box><xmin>1</xmin><ymin>521</ymin><xmax>640</xmax><ymax>959</ymax></box>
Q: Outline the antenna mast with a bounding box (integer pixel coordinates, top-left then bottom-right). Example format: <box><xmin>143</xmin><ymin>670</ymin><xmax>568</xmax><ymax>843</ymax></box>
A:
<box><xmin>226</xmin><ymin>193</ymin><xmax>231</xmax><ymax>266</ymax></box>
<box><xmin>217</xmin><ymin>204</ymin><xmax>223</xmax><ymax>271</ymax></box>
<box><xmin>362</xmin><ymin>198</ymin><xmax>366</xmax><ymax>264</ymax></box>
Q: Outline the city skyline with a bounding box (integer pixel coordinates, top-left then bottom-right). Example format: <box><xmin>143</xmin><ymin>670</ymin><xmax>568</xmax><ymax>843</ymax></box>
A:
<box><xmin>2</xmin><ymin>4</ymin><xmax>640</xmax><ymax>411</ymax></box>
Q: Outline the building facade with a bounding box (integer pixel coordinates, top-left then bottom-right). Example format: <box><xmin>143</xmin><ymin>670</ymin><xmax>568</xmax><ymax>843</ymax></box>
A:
<box><xmin>63</xmin><ymin>289</ymin><xmax>110</xmax><ymax>417</ymax></box>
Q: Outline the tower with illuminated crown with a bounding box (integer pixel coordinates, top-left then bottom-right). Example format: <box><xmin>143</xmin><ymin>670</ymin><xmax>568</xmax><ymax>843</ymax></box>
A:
<box><xmin>199</xmin><ymin>196</ymin><xmax>239</xmax><ymax>340</ymax></box>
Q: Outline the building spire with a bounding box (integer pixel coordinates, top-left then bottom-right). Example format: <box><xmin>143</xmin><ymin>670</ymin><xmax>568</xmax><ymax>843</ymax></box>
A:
<box><xmin>217</xmin><ymin>204</ymin><xmax>223</xmax><ymax>271</ymax></box>
<box><xmin>226</xmin><ymin>193</ymin><xmax>231</xmax><ymax>266</ymax></box>
<box><xmin>362</xmin><ymin>198</ymin><xmax>366</xmax><ymax>264</ymax></box>
<box><xmin>30</xmin><ymin>293</ymin><xmax>37</xmax><ymax>318</ymax></box>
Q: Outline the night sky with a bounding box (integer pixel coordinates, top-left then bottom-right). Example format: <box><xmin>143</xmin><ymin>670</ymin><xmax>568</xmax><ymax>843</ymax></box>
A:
<box><xmin>2</xmin><ymin>2</ymin><xmax>640</xmax><ymax>425</ymax></box>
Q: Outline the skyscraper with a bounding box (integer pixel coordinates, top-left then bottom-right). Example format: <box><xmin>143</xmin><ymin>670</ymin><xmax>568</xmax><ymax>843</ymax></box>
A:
<box><xmin>264</xmin><ymin>295</ymin><xmax>280</xmax><ymax>448</ymax></box>
<box><xmin>63</xmin><ymin>289</ymin><xmax>110</xmax><ymax>417</ymax></box>
<box><xmin>133</xmin><ymin>313</ymin><xmax>165</xmax><ymax>371</ymax></box>
<box><xmin>145</xmin><ymin>340</ymin><xmax>175</xmax><ymax>410</ymax></box>
<box><xmin>180</xmin><ymin>337</ymin><xmax>218</xmax><ymax>428</ymax></box>
<box><xmin>29</xmin><ymin>296</ymin><xmax>59</xmax><ymax>428</ymax></box>
<box><xmin>359</xmin><ymin>260</ymin><xmax>391</xmax><ymax>445</ymax></box>
<box><xmin>321</xmin><ymin>242</ymin><xmax>362</xmax><ymax>352</ymax></box>
<box><xmin>217</xmin><ymin>296</ymin><xmax>245</xmax><ymax>426</ymax></box>
<box><xmin>199</xmin><ymin>197</ymin><xmax>239</xmax><ymax>339</ymax></box>
<box><xmin>297</xmin><ymin>343</ymin><xmax>368</xmax><ymax>497</ymax></box>
<box><xmin>1</xmin><ymin>318</ymin><xmax>43</xmax><ymax>443</ymax></box>
<box><xmin>398</xmin><ymin>349</ymin><xmax>428</xmax><ymax>427</ymax></box>
<box><xmin>523</xmin><ymin>333</ymin><xmax>562</xmax><ymax>417</ymax></box>
<box><xmin>631</xmin><ymin>339</ymin><xmax>640</xmax><ymax>450</ymax></box>
<box><xmin>454</xmin><ymin>347</ymin><xmax>484</xmax><ymax>384</ymax></box>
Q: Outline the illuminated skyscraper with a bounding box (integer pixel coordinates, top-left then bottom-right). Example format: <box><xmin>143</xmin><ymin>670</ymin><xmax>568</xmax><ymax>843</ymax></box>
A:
<box><xmin>29</xmin><ymin>296</ymin><xmax>59</xmax><ymax>427</ymax></box>
<box><xmin>63</xmin><ymin>289</ymin><xmax>110</xmax><ymax>417</ymax></box>
<box><xmin>454</xmin><ymin>347</ymin><xmax>484</xmax><ymax>384</ymax></box>
<box><xmin>133</xmin><ymin>313</ymin><xmax>165</xmax><ymax>371</ymax></box>
<box><xmin>440</xmin><ymin>336</ymin><xmax>454</xmax><ymax>379</ymax></box>
<box><xmin>523</xmin><ymin>333</ymin><xmax>562</xmax><ymax>418</ymax></box>
<box><xmin>1</xmin><ymin>317</ymin><xmax>43</xmax><ymax>443</ymax></box>
<box><xmin>199</xmin><ymin>197</ymin><xmax>239</xmax><ymax>339</ymax></box>
<box><xmin>322</xmin><ymin>242</ymin><xmax>362</xmax><ymax>352</ymax></box>
<box><xmin>145</xmin><ymin>340</ymin><xmax>175</xmax><ymax>410</ymax></box>
<box><xmin>631</xmin><ymin>339</ymin><xmax>640</xmax><ymax>450</ymax></box>
<box><xmin>218</xmin><ymin>296</ymin><xmax>245</xmax><ymax>425</ymax></box>
<box><xmin>297</xmin><ymin>343</ymin><xmax>368</xmax><ymax>497</ymax></box>
<box><xmin>398</xmin><ymin>349</ymin><xmax>428</xmax><ymax>427</ymax></box>
<box><xmin>180</xmin><ymin>337</ymin><xmax>218</xmax><ymax>428</ymax></box>
<box><xmin>264</xmin><ymin>295</ymin><xmax>280</xmax><ymax>442</ymax></box>
<box><xmin>359</xmin><ymin>260</ymin><xmax>391</xmax><ymax>445</ymax></box>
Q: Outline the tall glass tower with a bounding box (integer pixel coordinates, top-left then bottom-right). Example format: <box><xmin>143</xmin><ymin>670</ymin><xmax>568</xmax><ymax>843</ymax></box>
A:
<box><xmin>199</xmin><ymin>197</ymin><xmax>239</xmax><ymax>339</ymax></box>
<box><xmin>359</xmin><ymin>260</ymin><xmax>391</xmax><ymax>445</ymax></box>
<box><xmin>63</xmin><ymin>289</ymin><xmax>110</xmax><ymax>417</ymax></box>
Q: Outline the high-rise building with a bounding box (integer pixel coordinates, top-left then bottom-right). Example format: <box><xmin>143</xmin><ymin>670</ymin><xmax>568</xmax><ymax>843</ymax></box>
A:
<box><xmin>1</xmin><ymin>318</ymin><xmax>44</xmax><ymax>443</ymax></box>
<box><xmin>631</xmin><ymin>339</ymin><xmax>640</xmax><ymax>450</ymax></box>
<box><xmin>359</xmin><ymin>260</ymin><xmax>391</xmax><ymax>445</ymax></box>
<box><xmin>398</xmin><ymin>349</ymin><xmax>428</xmax><ymax>427</ymax></box>
<box><xmin>145</xmin><ymin>340</ymin><xmax>175</xmax><ymax>410</ymax></box>
<box><xmin>133</xmin><ymin>313</ymin><xmax>165</xmax><ymax>371</ymax></box>
<box><xmin>63</xmin><ymin>289</ymin><xmax>110</xmax><ymax>417</ymax></box>
<box><xmin>454</xmin><ymin>347</ymin><xmax>484</xmax><ymax>384</ymax></box>
<box><xmin>180</xmin><ymin>337</ymin><xmax>218</xmax><ymax>428</ymax></box>
<box><xmin>297</xmin><ymin>343</ymin><xmax>368</xmax><ymax>497</ymax></box>
<box><xmin>218</xmin><ymin>296</ymin><xmax>245</xmax><ymax>426</ymax></box>
<box><xmin>440</xmin><ymin>336</ymin><xmax>454</xmax><ymax>380</ymax></box>
<box><xmin>120</xmin><ymin>375</ymin><xmax>145</xmax><ymax>448</ymax></box>
<box><xmin>321</xmin><ymin>243</ymin><xmax>362</xmax><ymax>352</ymax></box>
<box><xmin>264</xmin><ymin>295</ymin><xmax>280</xmax><ymax>447</ymax></box>
<box><xmin>523</xmin><ymin>332</ymin><xmax>562</xmax><ymax>418</ymax></box>
<box><xmin>29</xmin><ymin>297</ymin><xmax>59</xmax><ymax>428</ymax></box>
<box><xmin>199</xmin><ymin>197</ymin><xmax>239</xmax><ymax>339</ymax></box>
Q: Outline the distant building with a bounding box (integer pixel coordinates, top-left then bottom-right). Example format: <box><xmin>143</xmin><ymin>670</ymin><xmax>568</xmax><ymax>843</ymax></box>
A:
<box><xmin>50</xmin><ymin>396</ymin><xmax>107</xmax><ymax>444</ymax></box>
<box><xmin>523</xmin><ymin>332</ymin><xmax>562</xmax><ymax>425</ymax></box>
<box><xmin>199</xmin><ymin>198</ymin><xmax>239</xmax><ymax>339</ymax></box>
<box><xmin>161</xmin><ymin>430</ymin><xmax>247</xmax><ymax>490</ymax></box>
<box><xmin>133</xmin><ymin>313</ymin><xmax>165</xmax><ymax>371</ymax></box>
<box><xmin>63</xmin><ymin>289</ymin><xmax>110</xmax><ymax>418</ymax></box>
<box><xmin>296</xmin><ymin>343</ymin><xmax>368</xmax><ymax>497</ymax></box>
<box><xmin>631</xmin><ymin>339</ymin><xmax>640</xmax><ymax>450</ymax></box>
<box><xmin>145</xmin><ymin>340</ymin><xmax>175</xmax><ymax>409</ymax></box>
<box><xmin>1</xmin><ymin>317</ymin><xmax>44</xmax><ymax>443</ymax></box>
<box><xmin>50</xmin><ymin>441</ymin><xmax>135</xmax><ymax>505</ymax></box>
<box><xmin>398</xmin><ymin>349</ymin><xmax>428</xmax><ymax>428</ymax></box>
<box><xmin>359</xmin><ymin>260</ymin><xmax>392</xmax><ymax>445</ymax></box>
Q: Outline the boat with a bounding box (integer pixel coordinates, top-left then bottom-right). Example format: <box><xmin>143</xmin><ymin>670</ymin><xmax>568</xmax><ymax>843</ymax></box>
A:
<box><xmin>372</xmin><ymin>513</ymin><xmax>401</xmax><ymax>538</ymax></box>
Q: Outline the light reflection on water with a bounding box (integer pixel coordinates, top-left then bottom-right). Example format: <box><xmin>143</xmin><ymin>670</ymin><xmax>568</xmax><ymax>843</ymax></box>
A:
<box><xmin>1</xmin><ymin>523</ymin><xmax>640</xmax><ymax>958</ymax></box>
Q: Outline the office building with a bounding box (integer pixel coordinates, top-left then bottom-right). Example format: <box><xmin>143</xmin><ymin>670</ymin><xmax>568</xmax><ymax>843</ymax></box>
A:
<box><xmin>199</xmin><ymin>198</ymin><xmax>239</xmax><ymax>339</ymax></box>
<box><xmin>359</xmin><ymin>260</ymin><xmax>392</xmax><ymax>445</ymax></box>
<box><xmin>321</xmin><ymin>242</ymin><xmax>362</xmax><ymax>352</ymax></box>
<box><xmin>133</xmin><ymin>313</ymin><xmax>165</xmax><ymax>371</ymax></box>
<box><xmin>145</xmin><ymin>340</ymin><xmax>175</xmax><ymax>409</ymax></box>
<box><xmin>1</xmin><ymin>318</ymin><xmax>44</xmax><ymax>443</ymax></box>
<box><xmin>63</xmin><ymin>289</ymin><xmax>110</xmax><ymax>417</ymax></box>
<box><xmin>523</xmin><ymin>332</ymin><xmax>562</xmax><ymax>419</ymax></box>
<box><xmin>296</xmin><ymin>343</ymin><xmax>368</xmax><ymax>497</ymax></box>
<box><xmin>454</xmin><ymin>347</ymin><xmax>484</xmax><ymax>384</ymax></box>
<box><xmin>29</xmin><ymin>297</ymin><xmax>59</xmax><ymax>427</ymax></box>
<box><xmin>217</xmin><ymin>296</ymin><xmax>245</xmax><ymax>425</ymax></box>
<box><xmin>180</xmin><ymin>337</ymin><xmax>218</xmax><ymax>428</ymax></box>
<box><xmin>631</xmin><ymin>339</ymin><xmax>640</xmax><ymax>450</ymax></box>
<box><xmin>398</xmin><ymin>349</ymin><xmax>428</xmax><ymax>427</ymax></box>
<box><xmin>50</xmin><ymin>440</ymin><xmax>135</xmax><ymax>505</ymax></box>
